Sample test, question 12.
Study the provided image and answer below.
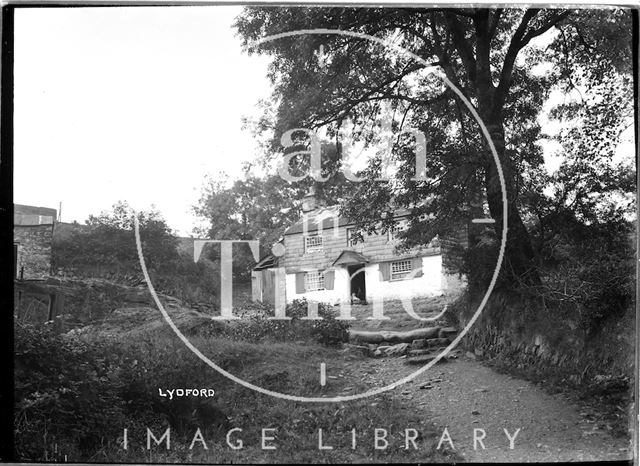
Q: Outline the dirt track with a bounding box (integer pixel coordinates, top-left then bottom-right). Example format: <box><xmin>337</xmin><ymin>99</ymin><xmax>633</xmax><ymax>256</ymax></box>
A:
<box><xmin>347</xmin><ymin>355</ymin><xmax>632</xmax><ymax>462</ymax></box>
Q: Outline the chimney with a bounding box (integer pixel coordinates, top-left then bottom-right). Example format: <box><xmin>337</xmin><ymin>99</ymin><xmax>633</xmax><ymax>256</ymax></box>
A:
<box><xmin>301</xmin><ymin>186</ymin><xmax>318</xmax><ymax>213</ymax></box>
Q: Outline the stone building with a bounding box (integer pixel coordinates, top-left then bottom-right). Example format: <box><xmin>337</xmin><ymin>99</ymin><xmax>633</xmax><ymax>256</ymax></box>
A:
<box><xmin>14</xmin><ymin>204</ymin><xmax>57</xmax><ymax>279</ymax></box>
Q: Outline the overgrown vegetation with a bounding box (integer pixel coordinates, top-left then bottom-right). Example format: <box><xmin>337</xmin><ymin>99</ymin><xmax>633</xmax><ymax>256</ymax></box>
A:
<box><xmin>461</xmin><ymin>214</ymin><xmax>634</xmax><ymax>335</ymax></box>
<box><xmin>14</xmin><ymin>321</ymin><xmax>454</xmax><ymax>463</ymax></box>
<box><xmin>52</xmin><ymin>201</ymin><xmax>219</xmax><ymax>305</ymax></box>
<box><xmin>211</xmin><ymin>299</ymin><xmax>350</xmax><ymax>347</ymax></box>
<box><xmin>14</xmin><ymin>323</ymin><xmax>126</xmax><ymax>461</ymax></box>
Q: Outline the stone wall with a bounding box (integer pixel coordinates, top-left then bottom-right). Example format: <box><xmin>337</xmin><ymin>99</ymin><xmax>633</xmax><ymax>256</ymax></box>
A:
<box><xmin>455</xmin><ymin>292</ymin><xmax>635</xmax><ymax>385</ymax></box>
<box><xmin>15</xmin><ymin>224</ymin><xmax>54</xmax><ymax>279</ymax></box>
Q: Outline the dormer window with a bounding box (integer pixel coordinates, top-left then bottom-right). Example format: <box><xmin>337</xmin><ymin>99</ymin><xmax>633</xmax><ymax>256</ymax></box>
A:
<box><xmin>388</xmin><ymin>219</ymin><xmax>409</xmax><ymax>242</ymax></box>
<box><xmin>346</xmin><ymin>228</ymin><xmax>362</xmax><ymax>247</ymax></box>
<box><xmin>304</xmin><ymin>235</ymin><xmax>323</xmax><ymax>253</ymax></box>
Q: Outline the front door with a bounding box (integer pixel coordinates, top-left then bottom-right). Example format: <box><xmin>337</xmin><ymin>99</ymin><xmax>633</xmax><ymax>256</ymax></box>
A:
<box><xmin>347</xmin><ymin>264</ymin><xmax>366</xmax><ymax>303</ymax></box>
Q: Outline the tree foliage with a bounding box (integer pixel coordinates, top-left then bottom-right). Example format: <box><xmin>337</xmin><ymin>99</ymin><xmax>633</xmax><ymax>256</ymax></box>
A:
<box><xmin>194</xmin><ymin>142</ymin><xmax>355</xmax><ymax>278</ymax></box>
<box><xmin>235</xmin><ymin>7</ymin><xmax>634</xmax><ymax>289</ymax></box>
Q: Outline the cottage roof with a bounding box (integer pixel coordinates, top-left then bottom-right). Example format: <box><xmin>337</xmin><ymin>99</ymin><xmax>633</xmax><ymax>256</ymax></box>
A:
<box><xmin>284</xmin><ymin>205</ymin><xmax>350</xmax><ymax>235</ymax></box>
<box><xmin>283</xmin><ymin>205</ymin><xmax>412</xmax><ymax>236</ymax></box>
<box><xmin>332</xmin><ymin>250</ymin><xmax>370</xmax><ymax>266</ymax></box>
<box><xmin>254</xmin><ymin>254</ymin><xmax>278</xmax><ymax>271</ymax></box>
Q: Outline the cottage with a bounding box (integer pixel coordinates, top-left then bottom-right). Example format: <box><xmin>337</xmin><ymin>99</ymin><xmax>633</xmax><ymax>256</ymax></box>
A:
<box><xmin>252</xmin><ymin>191</ymin><xmax>468</xmax><ymax>305</ymax></box>
<box><xmin>14</xmin><ymin>204</ymin><xmax>57</xmax><ymax>279</ymax></box>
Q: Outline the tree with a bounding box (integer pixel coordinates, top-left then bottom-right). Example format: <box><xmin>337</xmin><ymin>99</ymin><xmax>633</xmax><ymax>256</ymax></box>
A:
<box><xmin>85</xmin><ymin>201</ymin><xmax>178</xmax><ymax>271</ymax></box>
<box><xmin>235</xmin><ymin>7</ymin><xmax>633</xmax><ymax>287</ymax></box>
<box><xmin>194</xmin><ymin>142</ymin><xmax>355</xmax><ymax>279</ymax></box>
<box><xmin>53</xmin><ymin>201</ymin><xmax>177</xmax><ymax>277</ymax></box>
<box><xmin>54</xmin><ymin>201</ymin><xmax>219</xmax><ymax>303</ymax></box>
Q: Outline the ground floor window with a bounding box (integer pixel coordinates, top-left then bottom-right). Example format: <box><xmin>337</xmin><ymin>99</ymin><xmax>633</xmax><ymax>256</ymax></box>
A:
<box><xmin>305</xmin><ymin>270</ymin><xmax>325</xmax><ymax>291</ymax></box>
<box><xmin>390</xmin><ymin>259</ymin><xmax>412</xmax><ymax>280</ymax></box>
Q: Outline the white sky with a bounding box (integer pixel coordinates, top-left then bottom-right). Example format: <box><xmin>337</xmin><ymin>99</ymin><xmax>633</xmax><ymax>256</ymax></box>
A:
<box><xmin>14</xmin><ymin>7</ymin><xmax>634</xmax><ymax>235</ymax></box>
<box><xmin>14</xmin><ymin>6</ymin><xmax>272</xmax><ymax>236</ymax></box>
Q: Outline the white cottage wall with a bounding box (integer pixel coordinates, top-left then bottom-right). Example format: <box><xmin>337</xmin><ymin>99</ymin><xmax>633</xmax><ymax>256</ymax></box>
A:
<box><xmin>364</xmin><ymin>255</ymin><xmax>443</xmax><ymax>300</ymax></box>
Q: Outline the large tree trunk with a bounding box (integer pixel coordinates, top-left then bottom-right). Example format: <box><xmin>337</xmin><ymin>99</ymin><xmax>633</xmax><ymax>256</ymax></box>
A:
<box><xmin>464</xmin><ymin>13</ymin><xmax>540</xmax><ymax>288</ymax></box>
<box><xmin>481</xmin><ymin>116</ymin><xmax>540</xmax><ymax>287</ymax></box>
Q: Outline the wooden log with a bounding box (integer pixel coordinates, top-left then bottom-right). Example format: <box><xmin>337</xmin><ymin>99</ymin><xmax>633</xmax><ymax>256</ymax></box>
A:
<box><xmin>349</xmin><ymin>327</ymin><xmax>441</xmax><ymax>344</ymax></box>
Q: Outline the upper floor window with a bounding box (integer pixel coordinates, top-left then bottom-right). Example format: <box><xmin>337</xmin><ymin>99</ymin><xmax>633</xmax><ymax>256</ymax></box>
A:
<box><xmin>391</xmin><ymin>259</ymin><xmax>412</xmax><ymax>280</ymax></box>
<box><xmin>304</xmin><ymin>235</ymin><xmax>323</xmax><ymax>253</ymax></box>
<box><xmin>388</xmin><ymin>219</ymin><xmax>409</xmax><ymax>242</ymax></box>
<box><xmin>346</xmin><ymin>228</ymin><xmax>362</xmax><ymax>247</ymax></box>
<box><xmin>305</xmin><ymin>270</ymin><xmax>325</xmax><ymax>291</ymax></box>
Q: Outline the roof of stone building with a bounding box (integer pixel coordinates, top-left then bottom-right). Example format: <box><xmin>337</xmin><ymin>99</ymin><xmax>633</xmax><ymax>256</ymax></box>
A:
<box><xmin>14</xmin><ymin>204</ymin><xmax>57</xmax><ymax>226</ymax></box>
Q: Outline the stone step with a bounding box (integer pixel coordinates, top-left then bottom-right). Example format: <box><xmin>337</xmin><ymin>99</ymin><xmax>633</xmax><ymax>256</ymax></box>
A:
<box><xmin>438</xmin><ymin>327</ymin><xmax>458</xmax><ymax>340</ymax></box>
<box><xmin>405</xmin><ymin>353</ymin><xmax>449</xmax><ymax>365</ymax></box>
<box><xmin>408</xmin><ymin>346</ymin><xmax>449</xmax><ymax>357</ymax></box>
<box><xmin>411</xmin><ymin>337</ymin><xmax>450</xmax><ymax>349</ymax></box>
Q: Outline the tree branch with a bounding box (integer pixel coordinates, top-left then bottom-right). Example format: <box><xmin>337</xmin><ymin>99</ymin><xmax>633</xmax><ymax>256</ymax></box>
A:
<box><xmin>310</xmin><ymin>89</ymin><xmax>452</xmax><ymax>129</ymax></box>
<box><xmin>429</xmin><ymin>12</ymin><xmax>473</xmax><ymax>102</ymax></box>
<box><xmin>521</xmin><ymin>10</ymin><xmax>572</xmax><ymax>44</ymax></box>
<box><xmin>434</xmin><ymin>8</ymin><xmax>479</xmax><ymax>19</ymax></box>
<box><xmin>443</xmin><ymin>11</ymin><xmax>477</xmax><ymax>83</ymax></box>
<box><xmin>494</xmin><ymin>9</ymin><xmax>572</xmax><ymax>114</ymax></box>
<box><xmin>488</xmin><ymin>8</ymin><xmax>503</xmax><ymax>41</ymax></box>
<box><xmin>473</xmin><ymin>9</ymin><xmax>493</xmax><ymax>94</ymax></box>
<box><xmin>493</xmin><ymin>9</ymin><xmax>540</xmax><ymax>115</ymax></box>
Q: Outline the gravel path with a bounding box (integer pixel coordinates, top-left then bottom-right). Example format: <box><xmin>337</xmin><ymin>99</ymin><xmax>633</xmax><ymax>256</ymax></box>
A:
<box><xmin>349</xmin><ymin>355</ymin><xmax>632</xmax><ymax>462</ymax></box>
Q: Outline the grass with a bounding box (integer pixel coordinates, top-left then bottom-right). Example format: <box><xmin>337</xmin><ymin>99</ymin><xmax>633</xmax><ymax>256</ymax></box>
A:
<box><xmin>348</xmin><ymin>295</ymin><xmax>454</xmax><ymax>331</ymax></box>
<box><xmin>91</xmin><ymin>334</ymin><xmax>457</xmax><ymax>463</ymax></box>
<box><xmin>15</xmin><ymin>310</ymin><xmax>459</xmax><ymax>463</ymax></box>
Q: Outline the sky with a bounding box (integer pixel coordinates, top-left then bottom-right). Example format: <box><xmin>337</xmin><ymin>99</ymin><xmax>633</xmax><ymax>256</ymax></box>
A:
<box><xmin>14</xmin><ymin>6</ymin><xmax>272</xmax><ymax>236</ymax></box>
<box><xmin>14</xmin><ymin>7</ymin><xmax>635</xmax><ymax>236</ymax></box>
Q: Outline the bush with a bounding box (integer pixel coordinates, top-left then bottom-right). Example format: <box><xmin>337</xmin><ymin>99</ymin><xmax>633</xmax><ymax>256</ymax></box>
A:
<box><xmin>52</xmin><ymin>201</ymin><xmax>219</xmax><ymax>305</ymax></box>
<box><xmin>14</xmin><ymin>323</ymin><xmax>126</xmax><ymax>460</ymax></box>
<box><xmin>220</xmin><ymin>299</ymin><xmax>350</xmax><ymax>346</ymax></box>
<box><xmin>115</xmin><ymin>335</ymin><xmax>231</xmax><ymax>438</ymax></box>
<box><xmin>537</xmin><ymin>218</ymin><xmax>634</xmax><ymax>334</ymax></box>
<box><xmin>14</xmin><ymin>325</ymin><xmax>233</xmax><ymax>460</ymax></box>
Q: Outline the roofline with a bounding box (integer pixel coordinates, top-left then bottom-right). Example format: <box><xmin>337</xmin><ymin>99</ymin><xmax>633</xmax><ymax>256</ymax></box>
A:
<box><xmin>283</xmin><ymin>210</ymin><xmax>412</xmax><ymax>236</ymax></box>
<box><xmin>14</xmin><ymin>203</ymin><xmax>57</xmax><ymax>217</ymax></box>
<box><xmin>14</xmin><ymin>223</ymin><xmax>55</xmax><ymax>228</ymax></box>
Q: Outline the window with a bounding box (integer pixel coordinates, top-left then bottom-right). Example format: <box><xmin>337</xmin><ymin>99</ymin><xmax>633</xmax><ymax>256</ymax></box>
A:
<box><xmin>346</xmin><ymin>228</ymin><xmax>361</xmax><ymax>247</ymax></box>
<box><xmin>388</xmin><ymin>219</ymin><xmax>409</xmax><ymax>242</ymax></box>
<box><xmin>391</xmin><ymin>259</ymin><xmax>412</xmax><ymax>280</ymax></box>
<box><xmin>304</xmin><ymin>235</ymin><xmax>323</xmax><ymax>253</ymax></box>
<box><xmin>305</xmin><ymin>271</ymin><xmax>325</xmax><ymax>291</ymax></box>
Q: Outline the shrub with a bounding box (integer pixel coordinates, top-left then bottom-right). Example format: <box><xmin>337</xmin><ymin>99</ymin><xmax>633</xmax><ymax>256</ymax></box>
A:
<box><xmin>220</xmin><ymin>299</ymin><xmax>350</xmax><ymax>346</ymax></box>
<box><xmin>52</xmin><ymin>201</ymin><xmax>219</xmax><ymax>305</ymax></box>
<box><xmin>14</xmin><ymin>323</ymin><xmax>126</xmax><ymax>460</ymax></box>
<box><xmin>537</xmin><ymin>218</ymin><xmax>634</xmax><ymax>334</ymax></box>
